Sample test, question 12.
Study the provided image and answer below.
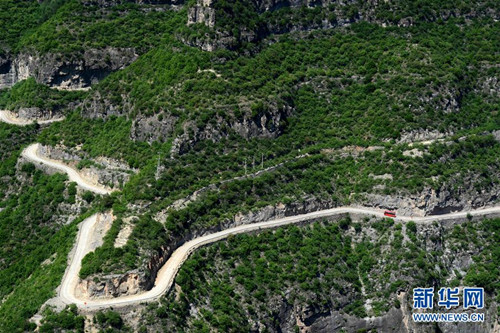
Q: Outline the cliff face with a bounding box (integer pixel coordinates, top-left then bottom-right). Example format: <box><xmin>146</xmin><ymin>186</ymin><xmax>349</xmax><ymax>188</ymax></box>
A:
<box><xmin>282</xmin><ymin>298</ymin><xmax>496</xmax><ymax>333</ymax></box>
<box><xmin>84</xmin><ymin>90</ymin><xmax>292</xmax><ymax>153</ymax></box>
<box><xmin>362</xmin><ymin>180</ymin><xmax>500</xmax><ymax>217</ymax></box>
<box><xmin>32</xmin><ymin>144</ymin><xmax>136</xmax><ymax>190</ymax></box>
<box><xmin>0</xmin><ymin>48</ymin><xmax>137</xmax><ymax>90</ymax></box>
<box><xmin>76</xmin><ymin>272</ymin><xmax>144</xmax><ymax>298</ymax></box>
<box><xmin>186</xmin><ymin>0</ymin><xmax>500</xmax><ymax>51</ymax></box>
<box><xmin>187</xmin><ymin>0</ymin><xmax>216</xmax><ymax>28</ymax></box>
<box><xmin>76</xmin><ymin>198</ymin><xmax>335</xmax><ymax>299</ymax></box>
<box><xmin>267</xmin><ymin>217</ymin><xmax>498</xmax><ymax>333</ymax></box>
<box><xmin>75</xmin><ymin>187</ymin><xmax>500</xmax><ymax>299</ymax></box>
<box><xmin>16</xmin><ymin>107</ymin><xmax>62</xmax><ymax>120</ymax></box>
<box><xmin>170</xmin><ymin>102</ymin><xmax>292</xmax><ymax>154</ymax></box>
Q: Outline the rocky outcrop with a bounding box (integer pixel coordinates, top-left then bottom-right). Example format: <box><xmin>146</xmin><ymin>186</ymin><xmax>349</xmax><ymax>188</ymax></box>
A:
<box><xmin>16</xmin><ymin>107</ymin><xmax>60</xmax><ymax>120</ymax></box>
<box><xmin>273</xmin><ymin>293</ymin><xmax>495</xmax><ymax>333</ymax></box>
<box><xmin>82</xmin><ymin>164</ymin><xmax>500</xmax><ymax>300</ymax></box>
<box><xmin>134</xmin><ymin>203</ymin><xmax>499</xmax><ymax>332</ymax></box>
<box><xmin>82</xmin><ymin>90</ymin><xmax>134</xmax><ymax>118</ymax></box>
<box><xmin>396</xmin><ymin>129</ymin><xmax>451</xmax><ymax>144</ymax></box>
<box><xmin>268</xmin><ymin>219</ymin><xmax>498</xmax><ymax>333</ymax></box>
<box><xmin>81</xmin><ymin>0</ymin><xmax>184</xmax><ymax>6</ymax></box>
<box><xmin>84</xmin><ymin>90</ymin><xmax>292</xmax><ymax>151</ymax></box>
<box><xmin>37</xmin><ymin>145</ymin><xmax>81</xmax><ymax>162</ymax></box>
<box><xmin>76</xmin><ymin>272</ymin><xmax>144</xmax><ymax>298</ymax></box>
<box><xmin>130</xmin><ymin>113</ymin><xmax>178</xmax><ymax>143</ymax></box>
<box><xmin>171</xmin><ymin>102</ymin><xmax>292</xmax><ymax>154</ymax></box>
<box><xmin>362</xmin><ymin>177</ymin><xmax>500</xmax><ymax>217</ymax></box>
<box><xmin>36</xmin><ymin>144</ymin><xmax>136</xmax><ymax>190</ymax></box>
<box><xmin>114</xmin><ymin>216</ymin><xmax>138</xmax><ymax>248</ymax></box>
<box><xmin>0</xmin><ymin>48</ymin><xmax>137</xmax><ymax>90</ymax></box>
<box><xmin>187</xmin><ymin>0</ymin><xmax>215</xmax><ymax>28</ymax></box>
<box><xmin>80</xmin><ymin>197</ymin><xmax>338</xmax><ymax>300</ymax></box>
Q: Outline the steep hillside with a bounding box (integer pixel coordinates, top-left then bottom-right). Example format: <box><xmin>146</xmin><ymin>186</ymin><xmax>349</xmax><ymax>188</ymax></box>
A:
<box><xmin>184</xmin><ymin>0</ymin><xmax>500</xmax><ymax>50</ymax></box>
<box><xmin>0</xmin><ymin>0</ymin><xmax>182</xmax><ymax>90</ymax></box>
<box><xmin>0</xmin><ymin>1</ymin><xmax>499</xmax><ymax>332</ymax></box>
<box><xmin>135</xmin><ymin>217</ymin><xmax>499</xmax><ymax>332</ymax></box>
<box><xmin>0</xmin><ymin>122</ymin><xmax>97</xmax><ymax>332</ymax></box>
<box><xmin>83</xmin><ymin>21</ymin><xmax>500</xmax><ymax>151</ymax></box>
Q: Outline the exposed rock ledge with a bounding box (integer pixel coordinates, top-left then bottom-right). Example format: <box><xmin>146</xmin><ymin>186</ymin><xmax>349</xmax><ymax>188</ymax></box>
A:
<box><xmin>33</xmin><ymin>144</ymin><xmax>136</xmax><ymax>190</ymax></box>
<box><xmin>361</xmin><ymin>181</ymin><xmax>500</xmax><ymax>217</ymax></box>
<box><xmin>0</xmin><ymin>48</ymin><xmax>137</xmax><ymax>90</ymax></box>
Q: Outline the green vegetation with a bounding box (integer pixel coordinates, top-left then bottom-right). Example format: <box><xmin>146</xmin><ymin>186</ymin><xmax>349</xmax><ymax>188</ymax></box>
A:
<box><xmin>39</xmin><ymin>112</ymin><xmax>170</xmax><ymax>168</ymax></box>
<box><xmin>0</xmin><ymin>167</ymin><xmax>68</xmax><ymax>298</ymax></box>
<box><xmin>18</xmin><ymin>1</ymin><xmax>185</xmax><ymax>54</ymax></box>
<box><xmin>139</xmin><ymin>217</ymin><xmax>500</xmax><ymax>330</ymax></box>
<box><xmin>154</xmin><ymin>220</ymin><xmax>366</xmax><ymax>331</ymax></box>
<box><xmin>0</xmin><ymin>0</ymin><xmax>67</xmax><ymax>52</ymax></box>
<box><xmin>94</xmin><ymin>310</ymin><xmax>128</xmax><ymax>332</ymax></box>
<box><xmin>464</xmin><ymin>219</ymin><xmax>500</xmax><ymax>293</ymax></box>
<box><xmin>0</xmin><ymin>123</ymin><xmax>37</xmax><ymax>183</ymax></box>
<box><xmin>66</xmin><ymin>17</ymin><xmax>500</xmax><ymax>274</ymax></box>
<box><xmin>39</xmin><ymin>305</ymin><xmax>85</xmax><ymax>333</ymax></box>
<box><xmin>1</xmin><ymin>0</ymin><xmax>185</xmax><ymax>54</ymax></box>
<box><xmin>85</xmin><ymin>20</ymin><xmax>500</xmax><ymax>150</ymax></box>
<box><xmin>76</xmin><ymin>131</ymin><xmax>500</xmax><ymax>274</ymax></box>
<box><xmin>0</xmin><ymin>122</ymin><xmax>95</xmax><ymax>331</ymax></box>
<box><xmin>0</xmin><ymin>204</ymin><xmax>93</xmax><ymax>332</ymax></box>
<box><xmin>39</xmin><ymin>306</ymin><xmax>129</xmax><ymax>332</ymax></box>
<box><xmin>1</xmin><ymin>0</ymin><xmax>500</xmax><ymax>330</ymax></box>
<box><xmin>0</xmin><ymin>78</ymin><xmax>86</xmax><ymax>112</ymax></box>
<box><xmin>79</xmin><ymin>214</ymin><xmax>149</xmax><ymax>278</ymax></box>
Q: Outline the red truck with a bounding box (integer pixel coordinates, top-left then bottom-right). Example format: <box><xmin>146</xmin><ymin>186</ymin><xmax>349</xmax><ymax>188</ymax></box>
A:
<box><xmin>384</xmin><ymin>210</ymin><xmax>396</xmax><ymax>218</ymax></box>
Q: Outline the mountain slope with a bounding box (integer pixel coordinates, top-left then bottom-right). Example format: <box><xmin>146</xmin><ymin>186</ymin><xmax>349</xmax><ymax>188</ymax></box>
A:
<box><xmin>0</xmin><ymin>1</ymin><xmax>499</xmax><ymax>332</ymax></box>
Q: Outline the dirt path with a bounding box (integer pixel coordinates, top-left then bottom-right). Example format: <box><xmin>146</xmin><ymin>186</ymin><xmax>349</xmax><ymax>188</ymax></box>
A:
<box><xmin>0</xmin><ymin>110</ymin><xmax>64</xmax><ymax>126</ymax></box>
<box><xmin>58</xmin><ymin>205</ymin><xmax>500</xmax><ymax>310</ymax></box>
<box><xmin>20</xmin><ymin>140</ymin><xmax>500</xmax><ymax>311</ymax></box>
<box><xmin>21</xmin><ymin>143</ymin><xmax>112</xmax><ymax>195</ymax></box>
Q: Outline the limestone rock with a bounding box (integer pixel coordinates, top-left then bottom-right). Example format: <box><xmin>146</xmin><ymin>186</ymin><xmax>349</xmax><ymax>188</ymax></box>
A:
<box><xmin>0</xmin><ymin>48</ymin><xmax>138</xmax><ymax>90</ymax></box>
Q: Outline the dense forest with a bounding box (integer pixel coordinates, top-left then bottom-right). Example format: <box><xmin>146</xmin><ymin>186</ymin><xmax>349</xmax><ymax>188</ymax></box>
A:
<box><xmin>0</xmin><ymin>0</ymin><xmax>499</xmax><ymax>331</ymax></box>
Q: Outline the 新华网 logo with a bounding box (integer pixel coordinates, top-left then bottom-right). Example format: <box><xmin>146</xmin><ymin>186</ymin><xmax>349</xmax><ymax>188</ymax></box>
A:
<box><xmin>411</xmin><ymin>287</ymin><xmax>485</xmax><ymax>323</ymax></box>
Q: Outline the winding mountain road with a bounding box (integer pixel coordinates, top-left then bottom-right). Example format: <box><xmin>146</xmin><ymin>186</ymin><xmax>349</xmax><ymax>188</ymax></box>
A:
<box><xmin>0</xmin><ymin>110</ymin><xmax>64</xmax><ymax>126</ymax></box>
<box><xmin>22</xmin><ymin>143</ymin><xmax>112</xmax><ymax>195</ymax></box>
<box><xmin>16</xmin><ymin>141</ymin><xmax>500</xmax><ymax>310</ymax></box>
<box><xmin>60</xmin><ymin>206</ymin><xmax>500</xmax><ymax>310</ymax></box>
